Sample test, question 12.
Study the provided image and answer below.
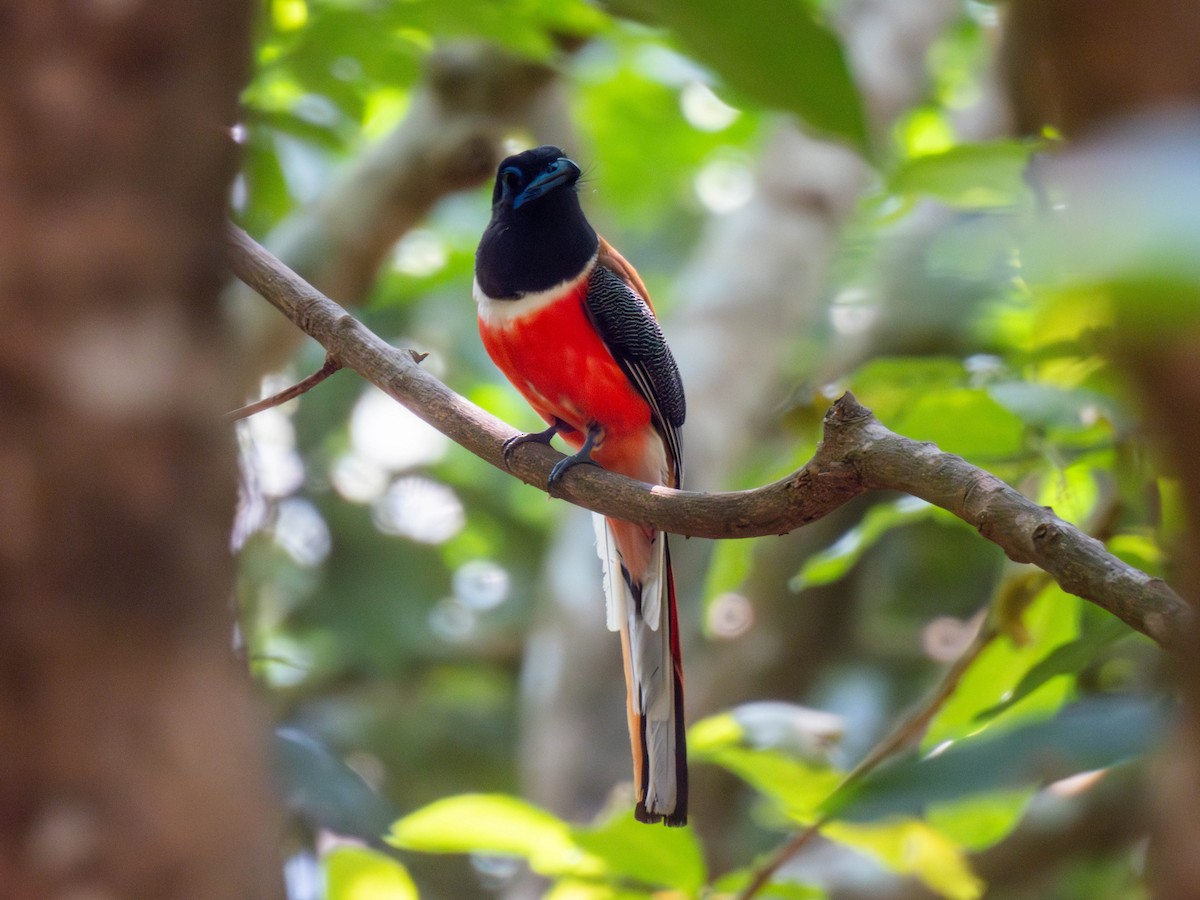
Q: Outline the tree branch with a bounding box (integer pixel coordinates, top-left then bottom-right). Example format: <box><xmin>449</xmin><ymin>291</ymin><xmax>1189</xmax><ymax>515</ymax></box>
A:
<box><xmin>224</xmin><ymin>223</ymin><xmax>1194</xmax><ymax>651</ymax></box>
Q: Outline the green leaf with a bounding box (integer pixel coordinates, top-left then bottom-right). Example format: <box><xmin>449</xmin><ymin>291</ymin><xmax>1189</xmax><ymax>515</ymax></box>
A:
<box><xmin>690</xmin><ymin>713</ymin><xmax>842</xmax><ymax>822</ymax></box>
<box><xmin>891</xmin><ymin>388</ymin><xmax>1026</xmax><ymax>463</ymax></box>
<box><xmin>1107</xmin><ymin>531</ymin><xmax>1165</xmax><ymax>577</ymax></box>
<box><xmin>387</xmin><ymin>794</ymin><xmax>602</xmax><ymax>879</ymax></box>
<box><xmin>924</xmin><ymin>789</ymin><xmax>1034</xmax><ymax>851</ymax></box>
<box><xmin>923</xmin><ymin>583</ymin><xmax>1081</xmax><ymax>751</ymax></box>
<box><xmin>890</xmin><ymin>142</ymin><xmax>1034</xmax><ymax>208</ymax></box>
<box><xmin>324</xmin><ymin>847</ymin><xmax>418</xmax><ymax>900</ymax></box>
<box><xmin>830</xmin><ymin>697</ymin><xmax>1166</xmax><ymax>822</ymax></box>
<box><xmin>608</xmin><ymin>0</ymin><xmax>869</xmax><ymax>153</ymax></box>
<box><xmin>974</xmin><ymin>615</ymin><xmax>1132</xmax><ymax>721</ymax></box>
<box><xmin>274</xmin><ymin>727</ymin><xmax>398</xmax><ymax>842</ymax></box>
<box><xmin>848</xmin><ymin>357</ymin><xmax>968</xmax><ymax>419</ymax></box>
<box><xmin>824</xmin><ymin>819</ymin><xmax>983</xmax><ymax>900</ymax></box>
<box><xmin>846</xmin><ymin>358</ymin><xmax>1028</xmax><ymax>463</ymax></box>
<box><xmin>571</xmin><ymin>811</ymin><xmax>706</xmax><ymax>892</ymax></box>
<box><xmin>792</xmin><ymin>497</ymin><xmax>953</xmax><ymax>590</ymax></box>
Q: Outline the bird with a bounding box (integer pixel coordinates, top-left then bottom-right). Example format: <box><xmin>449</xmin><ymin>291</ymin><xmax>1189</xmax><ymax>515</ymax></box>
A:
<box><xmin>473</xmin><ymin>146</ymin><xmax>688</xmax><ymax>826</ymax></box>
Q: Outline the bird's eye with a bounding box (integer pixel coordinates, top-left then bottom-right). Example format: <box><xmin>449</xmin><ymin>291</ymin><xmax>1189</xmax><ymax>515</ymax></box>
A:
<box><xmin>494</xmin><ymin>167</ymin><xmax>523</xmax><ymax>206</ymax></box>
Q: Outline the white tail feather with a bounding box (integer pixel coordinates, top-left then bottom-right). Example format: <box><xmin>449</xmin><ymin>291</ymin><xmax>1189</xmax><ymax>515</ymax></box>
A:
<box><xmin>593</xmin><ymin>512</ymin><xmax>625</xmax><ymax>632</ymax></box>
<box><xmin>596</xmin><ymin>514</ymin><xmax>680</xmax><ymax>819</ymax></box>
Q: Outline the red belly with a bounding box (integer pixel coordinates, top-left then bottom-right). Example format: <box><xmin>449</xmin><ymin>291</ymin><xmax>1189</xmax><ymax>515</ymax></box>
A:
<box><xmin>479</xmin><ymin>284</ymin><xmax>654</xmax><ymax>478</ymax></box>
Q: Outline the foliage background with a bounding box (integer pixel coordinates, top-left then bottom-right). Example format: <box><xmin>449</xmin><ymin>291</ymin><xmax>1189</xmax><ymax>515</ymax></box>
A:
<box><xmin>231</xmin><ymin>1</ymin><xmax>1186</xmax><ymax>897</ymax></box>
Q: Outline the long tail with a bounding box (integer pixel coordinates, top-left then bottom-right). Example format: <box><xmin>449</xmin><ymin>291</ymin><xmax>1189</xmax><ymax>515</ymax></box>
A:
<box><xmin>595</xmin><ymin>514</ymin><xmax>688</xmax><ymax>826</ymax></box>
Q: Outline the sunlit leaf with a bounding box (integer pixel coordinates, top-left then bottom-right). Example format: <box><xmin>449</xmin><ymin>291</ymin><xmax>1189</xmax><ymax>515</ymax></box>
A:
<box><xmin>923</xmin><ymin>583</ymin><xmax>1081</xmax><ymax>751</ymax></box>
<box><xmin>1032</xmin><ymin>462</ymin><xmax>1101</xmax><ymax>528</ymax></box>
<box><xmin>974</xmin><ymin>615</ymin><xmax>1132</xmax><ymax>721</ymax></box>
<box><xmin>325</xmin><ymin>846</ymin><xmax>418</xmax><ymax>900</ymax></box>
<box><xmin>825</xmin><ymin>819</ymin><xmax>983</xmax><ymax>900</ymax></box>
<box><xmin>387</xmin><ymin>794</ymin><xmax>602</xmax><ymax>878</ymax></box>
<box><xmin>607</xmin><ymin>0</ymin><xmax>869</xmax><ymax>152</ymax></box>
<box><xmin>1106</xmin><ymin>532</ymin><xmax>1164</xmax><ymax>577</ymax></box>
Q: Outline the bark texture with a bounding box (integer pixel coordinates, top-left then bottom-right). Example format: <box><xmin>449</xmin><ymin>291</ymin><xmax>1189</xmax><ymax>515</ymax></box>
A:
<box><xmin>0</xmin><ymin>3</ymin><xmax>277</xmax><ymax>897</ymax></box>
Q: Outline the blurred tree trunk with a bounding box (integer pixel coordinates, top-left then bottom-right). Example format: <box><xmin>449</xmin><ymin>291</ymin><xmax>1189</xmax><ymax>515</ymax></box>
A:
<box><xmin>0</xmin><ymin>3</ymin><xmax>279</xmax><ymax>898</ymax></box>
<box><xmin>1003</xmin><ymin>1</ymin><xmax>1200</xmax><ymax>896</ymax></box>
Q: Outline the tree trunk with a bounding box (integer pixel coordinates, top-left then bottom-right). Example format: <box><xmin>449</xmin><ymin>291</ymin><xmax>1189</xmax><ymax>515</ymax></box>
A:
<box><xmin>0</xmin><ymin>2</ymin><xmax>278</xmax><ymax>897</ymax></box>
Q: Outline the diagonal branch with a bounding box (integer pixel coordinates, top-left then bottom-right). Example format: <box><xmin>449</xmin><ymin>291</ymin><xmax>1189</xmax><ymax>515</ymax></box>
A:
<box><xmin>224</xmin><ymin>223</ymin><xmax>1194</xmax><ymax>651</ymax></box>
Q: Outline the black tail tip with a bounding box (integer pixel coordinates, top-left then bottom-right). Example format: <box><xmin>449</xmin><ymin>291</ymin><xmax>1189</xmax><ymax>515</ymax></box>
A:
<box><xmin>635</xmin><ymin>801</ymin><xmax>687</xmax><ymax>827</ymax></box>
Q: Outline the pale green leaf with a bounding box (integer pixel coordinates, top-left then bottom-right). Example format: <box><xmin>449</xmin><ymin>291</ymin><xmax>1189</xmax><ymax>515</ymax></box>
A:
<box><xmin>387</xmin><ymin>794</ymin><xmax>601</xmax><ymax>879</ymax></box>
<box><xmin>988</xmin><ymin>382</ymin><xmax>1118</xmax><ymax>433</ymax></box>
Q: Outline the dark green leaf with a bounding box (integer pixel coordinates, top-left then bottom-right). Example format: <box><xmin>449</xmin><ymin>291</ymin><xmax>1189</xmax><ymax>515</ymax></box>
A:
<box><xmin>828</xmin><ymin>697</ymin><xmax>1168</xmax><ymax>820</ymax></box>
<box><xmin>274</xmin><ymin>727</ymin><xmax>399</xmax><ymax>842</ymax></box>
<box><xmin>607</xmin><ymin>0</ymin><xmax>869</xmax><ymax>152</ymax></box>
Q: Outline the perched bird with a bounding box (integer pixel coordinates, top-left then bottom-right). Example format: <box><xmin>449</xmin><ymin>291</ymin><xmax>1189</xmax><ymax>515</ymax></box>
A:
<box><xmin>474</xmin><ymin>146</ymin><xmax>688</xmax><ymax>826</ymax></box>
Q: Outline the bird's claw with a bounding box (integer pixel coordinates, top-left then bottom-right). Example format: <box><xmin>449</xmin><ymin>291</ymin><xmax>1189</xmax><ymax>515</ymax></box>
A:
<box><xmin>502</xmin><ymin>423</ymin><xmax>560</xmax><ymax>469</ymax></box>
<box><xmin>547</xmin><ymin>454</ymin><xmax>599</xmax><ymax>493</ymax></box>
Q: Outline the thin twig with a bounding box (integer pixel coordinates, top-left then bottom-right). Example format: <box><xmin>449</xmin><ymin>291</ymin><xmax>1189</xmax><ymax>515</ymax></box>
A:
<box><xmin>225</xmin><ymin>356</ymin><xmax>342</xmax><ymax>421</ymax></box>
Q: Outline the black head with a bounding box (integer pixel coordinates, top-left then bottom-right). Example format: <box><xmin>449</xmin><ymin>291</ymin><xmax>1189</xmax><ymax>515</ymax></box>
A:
<box><xmin>475</xmin><ymin>146</ymin><xmax>599</xmax><ymax>299</ymax></box>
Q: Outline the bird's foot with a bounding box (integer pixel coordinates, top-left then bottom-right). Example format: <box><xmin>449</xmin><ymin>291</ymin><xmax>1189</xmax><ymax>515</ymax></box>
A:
<box><xmin>546</xmin><ymin>426</ymin><xmax>600</xmax><ymax>493</ymax></box>
<box><xmin>502</xmin><ymin>421</ymin><xmax>564</xmax><ymax>468</ymax></box>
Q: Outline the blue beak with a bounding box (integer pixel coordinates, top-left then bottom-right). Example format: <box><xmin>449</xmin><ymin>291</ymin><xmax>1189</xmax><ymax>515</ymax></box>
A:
<box><xmin>513</xmin><ymin>157</ymin><xmax>581</xmax><ymax>209</ymax></box>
